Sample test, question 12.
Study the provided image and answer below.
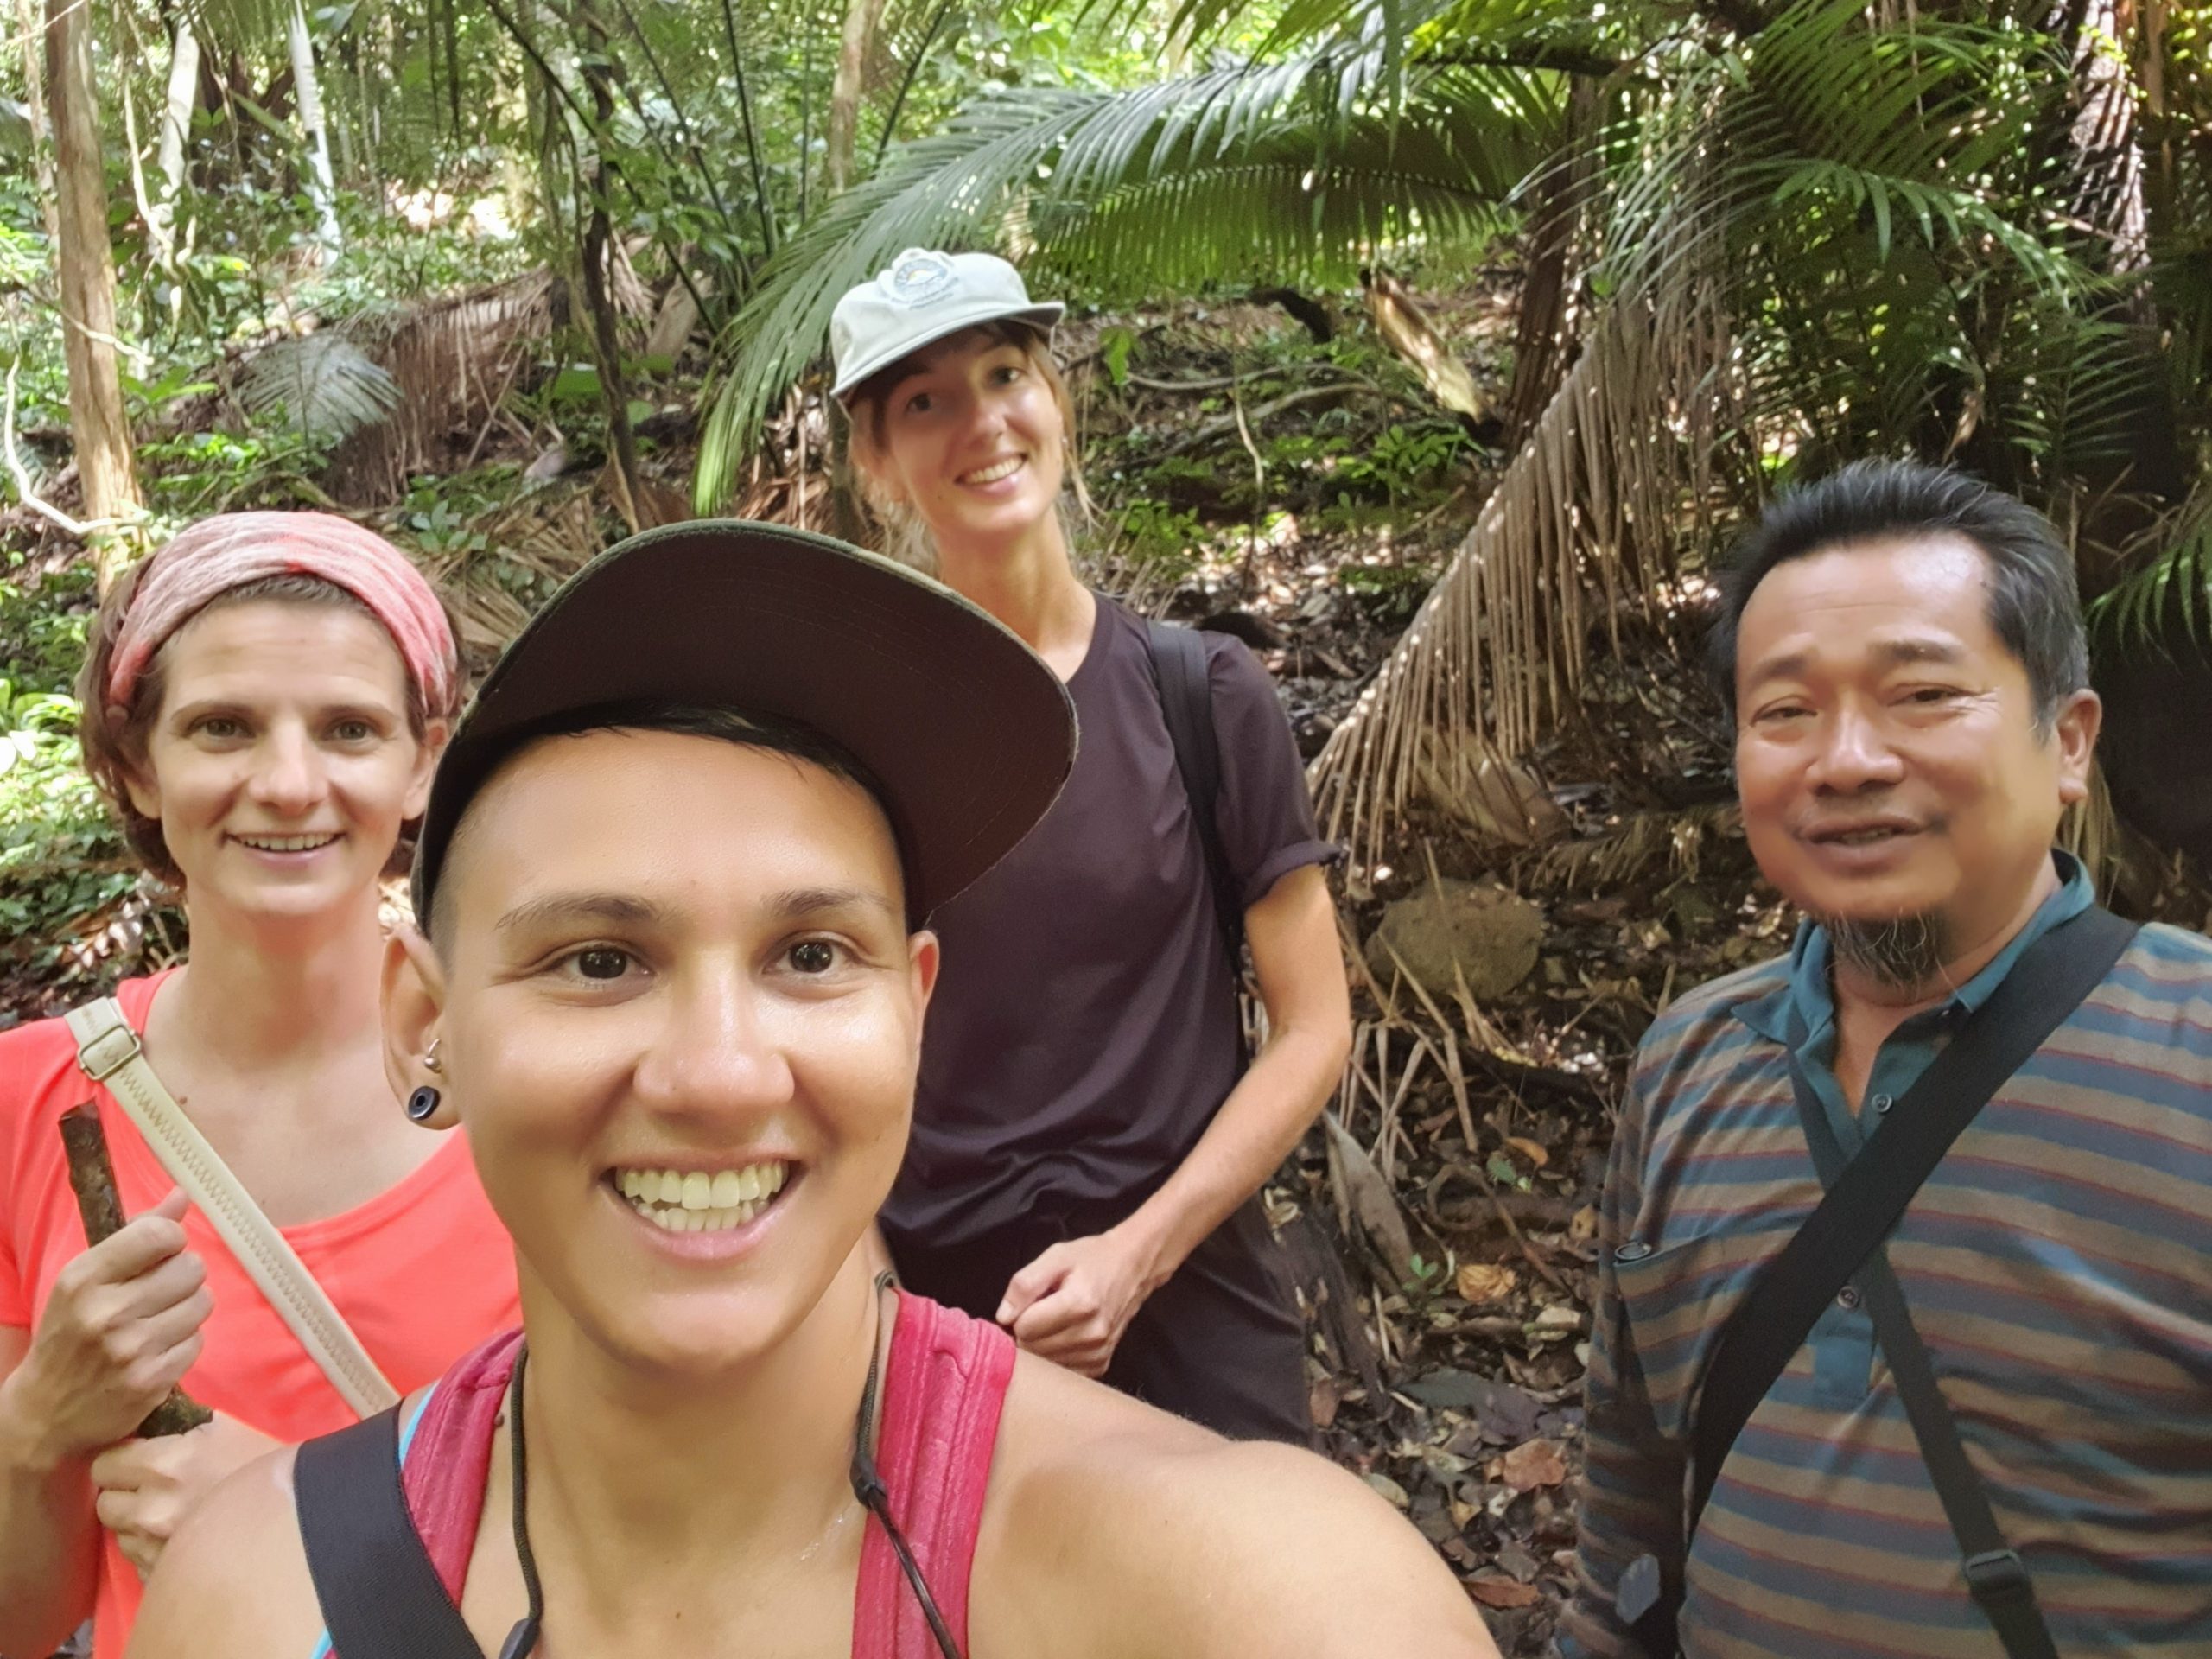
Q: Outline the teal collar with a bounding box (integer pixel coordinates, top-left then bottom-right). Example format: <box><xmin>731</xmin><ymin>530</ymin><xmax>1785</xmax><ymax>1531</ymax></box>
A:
<box><xmin>1734</xmin><ymin>849</ymin><xmax>2094</xmax><ymax>1046</ymax></box>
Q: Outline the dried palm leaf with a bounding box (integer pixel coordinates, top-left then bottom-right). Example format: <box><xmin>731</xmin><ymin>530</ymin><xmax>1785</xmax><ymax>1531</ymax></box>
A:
<box><xmin>324</xmin><ymin>271</ymin><xmax>556</xmax><ymax>505</ymax></box>
<box><xmin>1309</xmin><ymin>271</ymin><xmax>1731</xmax><ymax>866</ymax></box>
<box><xmin>1529</xmin><ymin>801</ymin><xmax>1742</xmax><ymax>893</ymax></box>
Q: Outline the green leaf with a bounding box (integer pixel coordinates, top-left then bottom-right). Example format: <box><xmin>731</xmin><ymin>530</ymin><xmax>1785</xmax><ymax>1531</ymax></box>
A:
<box><xmin>1101</xmin><ymin>325</ymin><xmax>1136</xmax><ymax>387</ymax></box>
<box><xmin>549</xmin><ymin>364</ymin><xmax>603</xmax><ymax>404</ymax></box>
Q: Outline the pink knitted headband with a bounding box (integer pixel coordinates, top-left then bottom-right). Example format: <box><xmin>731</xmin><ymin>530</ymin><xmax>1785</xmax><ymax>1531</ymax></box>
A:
<box><xmin>106</xmin><ymin>512</ymin><xmax>458</xmax><ymax>716</ymax></box>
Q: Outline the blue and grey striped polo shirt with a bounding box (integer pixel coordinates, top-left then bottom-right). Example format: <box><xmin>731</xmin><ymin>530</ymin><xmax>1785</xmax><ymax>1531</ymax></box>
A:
<box><xmin>1560</xmin><ymin>855</ymin><xmax>2212</xmax><ymax>1656</ymax></box>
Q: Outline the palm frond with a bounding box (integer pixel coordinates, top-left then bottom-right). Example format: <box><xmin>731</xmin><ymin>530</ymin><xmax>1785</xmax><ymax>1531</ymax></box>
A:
<box><xmin>1306</xmin><ymin>0</ymin><xmax>2101</xmax><ymax>863</ymax></box>
<box><xmin>2088</xmin><ymin>496</ymin><xmax>2212</xmax><ymax>652</ymax></box>
<box><xmin>1027</xmin><ymin>107</ymin><xmax>1526</xmax><ymax>296</ymax></box>
<box><xmin>1763</xmin><ymin>161</ymin><xmax>2081</xmax><ymax>296</ymax></box>
<box><xmin>237</xmin><ymin>333</ymin><xmax>401</xmax><ymax>444</ymax></box>
<box><xmin>1996</xmin><ymin>309</ymin><xmax>2165</xmax><ymax>482</ymax></box>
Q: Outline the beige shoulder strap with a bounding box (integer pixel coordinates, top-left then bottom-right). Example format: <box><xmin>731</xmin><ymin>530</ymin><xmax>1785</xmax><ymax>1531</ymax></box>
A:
<box><xmin>64</xmin><ymin>996</ymin><xmax>401</xmax><ymax>1419</ymax></box>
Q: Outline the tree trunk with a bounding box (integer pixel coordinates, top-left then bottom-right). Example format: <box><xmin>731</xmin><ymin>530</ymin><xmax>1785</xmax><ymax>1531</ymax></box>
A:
<box><xmin>142</xmin><ymin>20</ymin><xmax>199</xmax><ymax>264</ymax></box>
<box><xmin>156</xmin><ymin>22</ymin><xmax>199</xmax><ymax>199</ymax></box>
<box><xmin>571</xmin><ymin>1</ymin><xmax>645</xmax><ymax>531</ymax></box>
<box><xmin>824</xmin><ymin>0</ymin><xmax>880</xmax><ymax>532</ymax></box>
<box><xmin>44</xmin><ymin>0</ymin><xmax>143</xmax><ymax>560</ymax></box>
<box><xmin>826</xmin><ymin>0</ymin><xmax>887</xmax><ymax>194</ymax></box>
<box><xmin>1504</xmin><ymin>80</ymin><xmax>1598</xmax><ymax>443</ymax></box>
<box><xmin>289</xmin><ymin>1</ymin><xmax>342</xmax><ymax>255</ymax></box>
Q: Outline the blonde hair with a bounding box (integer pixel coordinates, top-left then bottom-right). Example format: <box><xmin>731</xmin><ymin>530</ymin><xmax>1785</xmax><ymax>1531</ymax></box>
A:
<box><xmin>842</xmin><ymin>321</ymin><xmax>1092</xmax><ymax>575</ymax></box>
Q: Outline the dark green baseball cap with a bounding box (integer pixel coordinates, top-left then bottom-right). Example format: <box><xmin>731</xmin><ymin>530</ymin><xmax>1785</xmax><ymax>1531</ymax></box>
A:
<box><xmin>410</xmin><ymin>519</ymin><xmax>1076</xmax><ymax>925</ymax></box>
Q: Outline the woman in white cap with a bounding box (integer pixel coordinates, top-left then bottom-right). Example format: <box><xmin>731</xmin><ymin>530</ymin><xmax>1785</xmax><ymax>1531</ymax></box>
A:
<box><xmin>124</xmin><ymin>520</ymin><xmax>1496</xmax><ymax>1659</ymax></box>
<box><xmin>830</xmin><ymin>251</ymin><xmax>1351</xmax><ymax>1442</ymax></box>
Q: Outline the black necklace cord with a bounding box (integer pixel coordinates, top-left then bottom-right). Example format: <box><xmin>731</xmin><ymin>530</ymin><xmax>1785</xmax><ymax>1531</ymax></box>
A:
<box><xmin>850</xmin><ymin>1272</ymin><xmax>964</xmax><ymax>1659</ymax></box>
<box><xmin>499</xmin><ymin>1342</ymin><xmax>547</xmax><ymax>1659</ymax></box>
<box><xmin>500</xmin><ymin>1275</ymin><xmax>963</xmax><ymax>1659</ymax></box>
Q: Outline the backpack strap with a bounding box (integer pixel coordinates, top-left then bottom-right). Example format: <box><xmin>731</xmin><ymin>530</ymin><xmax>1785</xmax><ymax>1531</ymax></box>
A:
<box><xmin>296</xmin><ymin>1408</ymin><xmax>486</xmax><ymax>1659</ymax></box>
<box><xmin>64</xmin><ymin>996</ymin><xmax>400</xmax><ymax>1419</ymax></box>
<box><xmin>1142</xmin><ymin>619</ymin><xmax>1244</xmax><ymax>970</ymax></box>
<box><xmin>1622</xmin><ymin>903</ymin><xmax>2137</xmax><ymax>1655</ymax></box>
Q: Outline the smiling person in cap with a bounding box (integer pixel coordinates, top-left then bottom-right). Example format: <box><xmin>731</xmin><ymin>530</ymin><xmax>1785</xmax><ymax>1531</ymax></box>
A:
<box><xmin>126</xmin><ymin>522</ymin><xmax>1497</xmax><ymax>1659</ymax></box>
<box><xmin>834</xmin><ymin>253</ymin><xmax>1351</xmax><ymax>1443</ymax></box>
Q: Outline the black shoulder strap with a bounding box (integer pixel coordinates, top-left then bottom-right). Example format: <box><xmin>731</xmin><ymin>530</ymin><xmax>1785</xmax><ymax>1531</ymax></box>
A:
<box><xmin>1143</xmin><ymin>619</ymin><xmax>1244</xmax><ymax>970</ymax></box>
<box><xmin>296</xmin><ymin>1408</ymin><xmax>487</xmax><ymax>1659</ymax></box>
<box><xmin>1686</xmin><ymin>903</ymin><xmax>2137</xmax><ymax>1535</ymax></box>
<box><xmin>1792</xmin><ymin>1064</ymin><xmax>2060</xmax><ymax>1659</ymax></box>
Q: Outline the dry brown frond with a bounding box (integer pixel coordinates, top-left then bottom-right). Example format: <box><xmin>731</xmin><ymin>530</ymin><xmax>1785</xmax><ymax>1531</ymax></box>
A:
<box><xmin>412</xmin><ymin>485</ymin><xmax>604</xmax><ymax>665</ymax></box>
<box><xmin>1077</xmin><ymin>526</ymin><xmax>1183</xmax><ymax>620</ymax></box>
<box><xmin>1308</xmin><ymin>251</ymin><xmax>1735</xmax><ymax>868</ymax></box>
<box><xmin>324</xmin><ymin>271</ymin><xmax>557</xmax><ymax>505</ymax></box>
<box><xmin>1529</xmin><ymin>801</ymin><xmax>1744</xmax><ymax>894</ymax></box>
<box><xmin>2058</xmin><ymin>760</ymin><xmax>2120</xmax><ymax>899</ymax></box>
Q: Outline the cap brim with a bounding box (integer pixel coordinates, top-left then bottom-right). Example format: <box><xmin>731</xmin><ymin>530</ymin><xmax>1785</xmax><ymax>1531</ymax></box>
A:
<box><xmin>832</xmin><ymin>300</ymin><xmax>1067</xmax><ymax>400</ymax></box>
<box><xmin>411</xmin><ymin>520</ymin><xmax>1075</xmax><ymax>923</ymax></box>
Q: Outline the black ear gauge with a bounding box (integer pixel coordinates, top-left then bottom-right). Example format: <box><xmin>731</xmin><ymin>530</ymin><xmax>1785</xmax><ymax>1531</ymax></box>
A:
<box><xmin>405</xmin><ymin>1085</ymin><xmax>442</xmax><ymax>1122</ymax></box>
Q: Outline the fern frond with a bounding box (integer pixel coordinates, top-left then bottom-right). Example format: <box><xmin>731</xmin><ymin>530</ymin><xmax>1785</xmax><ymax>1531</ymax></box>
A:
<box><xmin>238</xmin><ymin>333</ymin><xmax>401</xmax><ymax>444</ymax></box>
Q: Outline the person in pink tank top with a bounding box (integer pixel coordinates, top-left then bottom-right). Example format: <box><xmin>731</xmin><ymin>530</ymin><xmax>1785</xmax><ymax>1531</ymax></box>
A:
<box><xmin>126</xmin><ymin>523</ymin><xmax>1500</xmax><ymax>1659</ymax></box>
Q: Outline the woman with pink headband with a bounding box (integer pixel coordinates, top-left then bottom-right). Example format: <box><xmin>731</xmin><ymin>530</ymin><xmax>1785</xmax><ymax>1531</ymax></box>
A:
<box><xmin>0</xmin><ymin>512</ymin><xmax>519</xmax><ymax>1659</ymax></box>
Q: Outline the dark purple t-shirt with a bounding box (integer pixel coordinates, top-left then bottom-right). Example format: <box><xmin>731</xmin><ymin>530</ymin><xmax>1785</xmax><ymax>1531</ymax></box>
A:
<box><xmin>883</xmin><ymin>594</ymin><xmax>1337</xmax><ymax>1246</ymax></box>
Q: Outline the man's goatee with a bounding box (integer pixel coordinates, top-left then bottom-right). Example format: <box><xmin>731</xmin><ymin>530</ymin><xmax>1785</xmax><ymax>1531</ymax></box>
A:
<box><xmin>1820</xmin><ymin>910</ymin><xmax>1950</xmax><ymax>988</ymax></box>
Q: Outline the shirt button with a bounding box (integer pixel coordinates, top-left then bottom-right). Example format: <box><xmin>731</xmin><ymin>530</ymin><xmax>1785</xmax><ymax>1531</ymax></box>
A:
<box><xmin>1615</xmin><ymin>1241</ymin><xmax>1654</xmax><ymax>1263</ymax></box>
<box><xmin>1872</xmin><ymin>1093</ymin><xmax>1894</xmax><ymax>1115</ymax></box>
<box><xmin>1838</xmin><ymin>1286</ymin><xmax>1863</xmax><ymax>1311</ymax></box>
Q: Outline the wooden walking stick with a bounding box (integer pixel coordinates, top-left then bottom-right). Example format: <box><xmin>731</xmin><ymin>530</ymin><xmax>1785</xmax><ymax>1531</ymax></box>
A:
<box><xmin>58</xmin><ymin>1105</ymin><xmax>213</xmax><ymax>1439</ymax></box>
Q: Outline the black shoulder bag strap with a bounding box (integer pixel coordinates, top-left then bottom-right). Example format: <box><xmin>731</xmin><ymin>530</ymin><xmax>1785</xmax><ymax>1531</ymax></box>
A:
<box><xmin>1627</xmin><ymin>903</ymin><xmax>2137</xmax><ymax>1656</ymax></box>
<box><xmin>1143</xmin><ymin>619</ymin><xmax>1245</xmax><ymax>971</ymax></box>
<box><xmin>1789</xmin><ymin>1058</ymin><xmax>2058</xmax><ymax>1659</ymax></box>
<box><xmin>296</xmin><ymin>1407</ymin><xmax>487</xmax><ymax>1659</ymax></box>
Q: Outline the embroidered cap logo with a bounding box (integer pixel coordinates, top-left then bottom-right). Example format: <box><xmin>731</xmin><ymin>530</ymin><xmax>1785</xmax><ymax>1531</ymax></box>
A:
<box><xmin>880</xmin><ymin>250</ymin><xmax>960</xmax><ymax>308</ymax></box>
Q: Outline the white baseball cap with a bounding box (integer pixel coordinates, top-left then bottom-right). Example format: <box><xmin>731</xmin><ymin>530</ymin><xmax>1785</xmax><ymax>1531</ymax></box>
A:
<box><xmin>830</xmin><ymin>249</ymin><xmax>1065</xmax><ymax>402</ymax></box>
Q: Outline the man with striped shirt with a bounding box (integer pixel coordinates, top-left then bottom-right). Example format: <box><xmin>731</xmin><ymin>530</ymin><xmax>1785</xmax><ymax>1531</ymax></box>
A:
<box><xmin>1561</xmin><ymin>461</ymin><xmax>2212</xmax><ymax>1657</ymax></box>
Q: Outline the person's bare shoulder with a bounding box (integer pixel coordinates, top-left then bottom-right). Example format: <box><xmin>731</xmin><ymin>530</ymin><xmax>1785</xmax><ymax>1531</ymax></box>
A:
<box><xmin>127</xmin><ymin>1444</ymin><xmax>325</xmax><ymax>1659</ymax></box>
<box><xmin>973</xmin><ymin>1354</ymin><xmax>1499</xmax><ymax>1659</ymax></box>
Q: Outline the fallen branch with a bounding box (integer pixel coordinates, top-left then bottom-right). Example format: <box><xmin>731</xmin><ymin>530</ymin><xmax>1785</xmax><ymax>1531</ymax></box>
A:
<box><xmin>3</xmin><ymin>361</ymin><xmax>111</xmax><ymax>539</ymax></box>
<box><xmin>1127</xmin><ymin>372</ymin><xmax>1247</xmax><ymax>392</ymax></box>
<box><xmin>1159</xmin><ymin>383</ymin><xmax>1363</xmax><ymax>458</ymax></box>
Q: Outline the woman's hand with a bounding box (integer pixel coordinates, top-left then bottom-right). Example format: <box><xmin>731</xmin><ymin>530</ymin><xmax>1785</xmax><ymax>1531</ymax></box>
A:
<box><xmin>998</xmin><ymin>1224</ymin><xmax>1166</xmax><ymax>1378</ymax></box>
<box><xmin>91</xmin><ymin>1414</ymin><xmax>279</xmax><ymax>1578</ymax></box>
<box><xmin>12</xmin><ymin>1191</ymin><xmax>211</xmax><ymax>1468</ymax></box>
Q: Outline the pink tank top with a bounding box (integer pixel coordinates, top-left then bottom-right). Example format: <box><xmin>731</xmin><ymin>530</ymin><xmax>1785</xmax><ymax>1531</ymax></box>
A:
<box><xmin>384</xmin><ymin>1293</ymin><xmax>1016</xmax><ymax>1656</ymax></box>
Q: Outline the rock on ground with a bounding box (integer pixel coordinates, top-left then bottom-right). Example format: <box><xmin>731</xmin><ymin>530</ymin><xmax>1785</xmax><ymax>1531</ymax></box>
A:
<box><xmin>1364</xmin><ymin>879</ymin><xmax>1547</xmax><ymax>1002</ymax></box>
